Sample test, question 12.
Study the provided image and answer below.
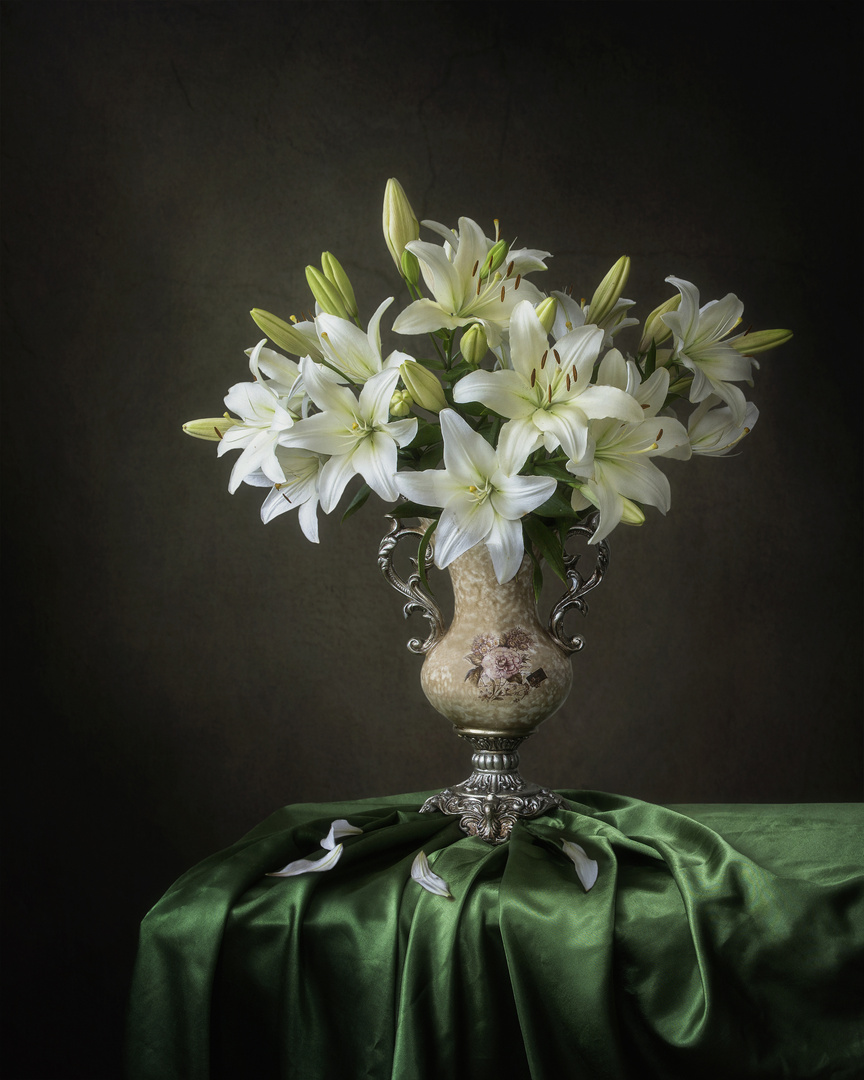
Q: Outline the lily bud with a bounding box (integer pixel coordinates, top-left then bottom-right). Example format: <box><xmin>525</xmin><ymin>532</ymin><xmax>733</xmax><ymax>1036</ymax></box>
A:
<box><xmin>534</xmin><ymin>296</ymin><xmax>558</xmax><ymax>334</ymax></box>
<box><xmin>389</xmin><ymin>389</ymin><xmax>414</xmax><ymax>417</ymax></box>
<box><xmin>460</xmin><ymin>323</ymin><xmax>488</xmax><ymax>365</ymax></box>
<box><xmin>638</xmin><ymin>294</ymin><xmax>681</xmax><ymax>353</ymax></box>
<box><xmin>182</xmin><ymin>414</ymin><xmax>238</xmax><ymax>442</ymax></box>
<box><xmin>619</xmin><ymin>498</ymin><xmax>645</xmax><ymax>526</ymax></box>
<box><xmin>401</xmin><ymin>248</ymin><xmax>420</xmax><ymax>286</ymax></box>
<box><xmin>732</xmin><ymin>328</ymin><xmax>793</xmax><ymax>355</ymax></box>
<box><xmin>383</xmin><ymin>178</ymin><xmax>420</xmax><ymax>271</ymax></box>
<box><xmin>305</xmin><ymin>265</ymin><xmax>350</xmax><ymax>320</ymax></box>
<box><xmin>480</xmin><ymin>239</ymin><xmax>509</xmax><ymax>279</ymax></box>
<box><xmin>400</xmin><ymin>359</ymin><xmax>448</xmax><ymax>413</ymax></box>
<box><xmin>586</xmin><ymin>255</ymin><xmax>630</xmax><ymax>325</ymax></box>
<box><xmin>321</xmin><ymin>252</ymin><xmax>358</xmax><ymax>318</ymax></box>
<box><xmin>250</xmin><ymin>308</ymin><xmax>323</xmax><ymax>359</ymax></box>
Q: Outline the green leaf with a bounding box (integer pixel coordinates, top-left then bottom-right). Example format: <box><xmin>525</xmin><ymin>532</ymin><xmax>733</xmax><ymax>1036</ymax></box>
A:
<box><xmin>522</xmin><ymin>514</ymin><xmax>566</xmax><ymax>582</ymax></box>
<box><xmin>408</xmin><ymin>419</ymin><xmax>443</xmax><ymax>449</ymax></box>
<box><xmin>417</xmin><ymin>519</ymin><xmax>437</xmax><ymax>599</ymax></box>
<box><xmin>531</xmin><ymin>460</ymin><xmax>576</xmax><ymax>484</ymax></box>
<box><xmin>644</xmin><ymin>339</ymin><xmax>657</xmax><ymax>377</ymax></box>
<box><xmin>527</xmin><ymin>543</ymin><xmax>544</xmax><ymax>605</ymax></box>
<box><xmin>534</xmin><ymin>489</ymin><xmax>580</xmax><ymax>520</ymax></box>
<box><xmin>388</xmin><ymin>501</ymin><xmax>440</xmax><ymax>520</ymax></box>
<box><xmin>341</xmin><ymin>483</ymin><xmax>371</xmax><ymax>523</ymax></box>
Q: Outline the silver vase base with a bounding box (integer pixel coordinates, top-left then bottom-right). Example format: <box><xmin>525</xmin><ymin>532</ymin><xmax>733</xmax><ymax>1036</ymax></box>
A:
<box><xmin>420</xmin><ymin>735</ymin><xmax>564</xmax><ymax>844</ymax></box>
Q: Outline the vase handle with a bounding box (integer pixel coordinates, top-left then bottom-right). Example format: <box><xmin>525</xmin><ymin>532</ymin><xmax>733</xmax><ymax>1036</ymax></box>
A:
<box><xmin>548</xmin><ymin>513</ymin><xmax>610</xmax><ymax>655</ymax></box>
<box><xmin>378</xmin><ymin>517</ymin><xmax>446</xmax><ymax>655</ymax></box>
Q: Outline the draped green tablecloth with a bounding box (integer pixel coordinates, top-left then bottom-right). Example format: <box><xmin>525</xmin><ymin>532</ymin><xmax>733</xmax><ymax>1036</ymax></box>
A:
<box><xmin>127</xmin><ymin>791</ymin><xmax>864</xmax><ymax>1080</ymax></box>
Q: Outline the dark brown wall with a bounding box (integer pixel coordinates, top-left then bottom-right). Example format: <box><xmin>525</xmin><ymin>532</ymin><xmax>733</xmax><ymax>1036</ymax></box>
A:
<box><xmin>2</xmin><ymin>2</ymin><xmax>861</xmax><ymax>1077</ymax></box>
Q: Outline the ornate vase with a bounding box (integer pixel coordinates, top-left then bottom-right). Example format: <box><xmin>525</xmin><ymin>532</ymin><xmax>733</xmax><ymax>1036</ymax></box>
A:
<box><xmin>379</xmin><ymin>515</ymin><xmax>609</xmax><ymax>843</ymax></box>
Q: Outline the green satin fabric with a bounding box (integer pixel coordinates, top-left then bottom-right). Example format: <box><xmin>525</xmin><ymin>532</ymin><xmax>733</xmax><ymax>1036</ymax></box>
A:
<box><xmin>127</xmin><ymin>792</ymin><xmax>864</xmax><ymax>1079</ymax></box>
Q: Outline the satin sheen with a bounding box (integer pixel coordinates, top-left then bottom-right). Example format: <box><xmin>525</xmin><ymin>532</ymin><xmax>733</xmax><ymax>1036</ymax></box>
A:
<box><xmin>126</xmin><ymin>792</ymin><xmax>864</xmax><ymax>1079</ymax></box>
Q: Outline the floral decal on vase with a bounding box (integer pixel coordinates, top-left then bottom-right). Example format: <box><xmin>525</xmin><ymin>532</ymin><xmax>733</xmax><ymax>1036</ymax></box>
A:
<box><xmin>464</xmin><ymin>627</ymin><xmax>547</xmax><ymax>701</ymax></box>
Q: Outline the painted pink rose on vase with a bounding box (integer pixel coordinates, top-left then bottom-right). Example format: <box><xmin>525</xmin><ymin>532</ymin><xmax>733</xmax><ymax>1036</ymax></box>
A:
<box><xmin>482</xmin><ymin>647</ymin><xmax>524</xmax><ymax>680</ymax></box>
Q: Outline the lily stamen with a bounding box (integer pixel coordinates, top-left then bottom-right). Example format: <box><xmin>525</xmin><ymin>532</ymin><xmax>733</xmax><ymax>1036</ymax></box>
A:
<box><xmin>514</xmin><ymin>273</ymin><xmax>521</xmax><ymax>290</ymax></box>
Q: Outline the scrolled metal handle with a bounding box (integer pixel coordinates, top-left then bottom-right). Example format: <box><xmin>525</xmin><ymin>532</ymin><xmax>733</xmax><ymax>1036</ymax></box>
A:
<box><xmin>378</xmin><ymin>517</ymin><xmax>445</xmax><ymax>654</ymax></box>
<box><xmin>548</xmin><ymin>513</ymin><xmax>610</xmax><ymax>655</ymax></box>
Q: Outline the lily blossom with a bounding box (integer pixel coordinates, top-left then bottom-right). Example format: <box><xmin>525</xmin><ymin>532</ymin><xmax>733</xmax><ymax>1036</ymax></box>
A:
<box><xmin>454</xmin><ymin>300</ymin><xmax>644</xmax><ymax>467</ymax></box>
<box><xmin>686</xmin><ymin>394</ymin><xmax>759</xmax><ymax>456</ymax></box>
<box><xmin>243</xmin><ymin>447</ymin><xmax>327</xmax><ymax>543</ymax></box>
<box><xmin>392</xmin><ymin>216</ymin><xmax>550</xmax><ymax>348</ymax></box>
<box><xmin>316</xmin><ymin>297</ymin><xmax>409</xmax><ymax>384</ymax></box>
<box><xmin>217</xmin><ymin>339</ymin><xmax>305</xmax><ymax>493</ymax></box>
<box><xmin>661</xmin><ymin>277</ymin><xmax>756</xmax><ymax>425</ymax></box>
<box><xmin>282</xmin><ymin>360</ymin><xmax>417</xmax><ymax>510</ymax></box>
<box><xmin>566</xmin><ymin>353</ymin><xmax>688</xmax><ymax>543</ymax></box>
<box><xmin>394</xmin><ymin>409</ymin><xmax>557</xmax><ymax>584</ymax></box>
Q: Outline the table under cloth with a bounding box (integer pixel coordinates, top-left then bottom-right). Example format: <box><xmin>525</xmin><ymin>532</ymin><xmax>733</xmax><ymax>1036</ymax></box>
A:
<box><xmin>126</xmin><ymin>791</ymin><xmax>864</xmax><ymax>1080</ymax></box>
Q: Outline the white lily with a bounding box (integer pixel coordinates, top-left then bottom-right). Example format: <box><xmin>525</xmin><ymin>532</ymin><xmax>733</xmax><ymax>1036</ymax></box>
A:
<box><xmin>566</xmin><ymin>352</ymin><xmax>689</xmax><ymax>543</ymax></box>
<box><xmin>316</xmin><ymin>297</ymin><xmax>409</xmax><ymax>384</ymax></box>
<box><xmin>282</xmin><ymin>360</ymin><xmax>417</xmax><ymax>510</ymax></box>
<box><xmin>661</xmin><ymin>276</ymin><xmax>756</xmax><ymax>425</ymax></box>
<box><xmin>217</xmin><ymin>340</ymin><xmax>305</xmax><ymax>493</ymax></box>
<box><xmin>394</xmin><ymin>409</ymin><xmax>556</xmax><ymax>584</ymax></box>
<box><xmin>686</xmin><ymin>394</ymin><xmax>759</xmax><ymax>456</ymax></box>
<box><xmin>242</xmin><ymin>446</ymin><xmax>327</xmax><ymax>542</ymax></box>
<box><xmin>454</xmin><ymin>301</ymin><xmax>644</xmax><ymax>468</ymax></box>
<box><xmin>392</xmin><ymin>216</ymin><xmax>550</xmax><ymax>348</ymax></box>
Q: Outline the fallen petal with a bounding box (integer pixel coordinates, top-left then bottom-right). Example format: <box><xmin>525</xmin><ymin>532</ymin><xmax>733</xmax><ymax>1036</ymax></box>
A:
<box><xmin>321</xmin><ymin>819</ymin><xmax>363</xmax><ymax>851</ymax></box>
<box><xmin>561</xmin><ymin>840</ymin><xmax>599</xmax><ymax>891</ymax></box>
<box><xmin>411</xmin><ymin>851</ymin><xmax>453</xmax><ymax>899</ymax></box>
<box><xmin>266</xmin><ymin>843</ymin><xmax>344</xmax><ymax>878</ymax></box>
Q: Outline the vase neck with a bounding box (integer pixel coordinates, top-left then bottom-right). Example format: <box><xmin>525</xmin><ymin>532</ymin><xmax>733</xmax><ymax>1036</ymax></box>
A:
<box><xmin>447</xmin><ymin>543</ymin><xmax>535</xmax><ymax>615</ymax></box>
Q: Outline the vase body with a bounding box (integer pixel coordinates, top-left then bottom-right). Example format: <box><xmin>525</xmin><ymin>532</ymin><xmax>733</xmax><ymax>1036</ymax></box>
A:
<box><xmin>420</xmin><ymin>544</ymin><xmax>573</xmax><ymax>737</ymax></box>
<box><xmin>378</xmin><ymin>515</ymin><xmax>608</xmax><ymax>842</ymax></box>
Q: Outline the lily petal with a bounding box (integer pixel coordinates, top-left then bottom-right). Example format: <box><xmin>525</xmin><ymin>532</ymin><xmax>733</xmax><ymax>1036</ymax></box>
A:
<box><xmin>410</xmin><ymin>851</ymin><xmax>453</xmax><ymax>899</ymax></box>
<box><xmin>321</xmin><ymin>819</ymin><xmax>363</xmax><ymax>851</ymax></box>
<box><xmin>561</xmin><ymin>840</ymin><xmax>598</xmax><ymax>891</ymax></box>
<box><xmin>267</xmin><ymin>843</ymin><xmax>344</xmax><ymax>877</ymax></box>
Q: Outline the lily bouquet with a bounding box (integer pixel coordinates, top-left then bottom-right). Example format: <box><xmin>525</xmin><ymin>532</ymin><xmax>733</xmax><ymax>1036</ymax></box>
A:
<box><xmin>184</xmin><ymin>179</ymin><xmax>791</xmax><ymax>593</ymax></box>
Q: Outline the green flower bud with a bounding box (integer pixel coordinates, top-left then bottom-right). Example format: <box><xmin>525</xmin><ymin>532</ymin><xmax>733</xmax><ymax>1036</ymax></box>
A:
<box><xmin>305</xmin><ymin>265</ymin><xmax>350</xmax><ymax>320</ymax></box>
<box><xmin>480</xmin><ymin>239</ymin><xmax>509</xmax><ymax>279</ymax></box>
<box><xmin>460</xmin><ymin>323</ymin><xmax>488</xmax><ymax>365</ymax></box>
<box><xmin>389</xmin><ymin>389</ymin><xmax>414</xmax><ymax>417</ymax></box>
<box><xmin>182</xmin><ymin>414</ymin><xmax>238</xmax><ymax>442</ymax></box>
<box><xmin>637</xmin><ymin>295</ymin><xmax>681</xmax><ymax>353</ymax></box>
<box><xmin>250</xmin><ymin>308</ymin><xmax>323</xmax><ymax>359</ymax></box>
<box><xmin>382</xmin><ymin>178</ymin><xmax>420</xmax><ymax>271</ymax></box>
<box><xmin>400</xmin><ymin>359</ymin><xmax>448</xmax><ymax>413</ymax></box>
<box><xmin>586</xmin><ymin>255</ymin><xmax>630</xmax><ymax>325</ymax></box>
<box><xmin>321</xmin><ymin>252</ymin><xmax>358</xmax><ymax>318</ymax></box>
<box><xmin>401</xmin><ymin>248</ymin><xmax>420</xmax><ymax>286</ymax></box>
<box><xmin>619</xmin><ymin>498</ymin><xmax>646</xmax><ymax>526</ymax></box>
<box><xmin>534</xmin><ymin>296</ymin><xmax>557</xmax><ymax>334</ymax></box>
<box><xmin>732</xmin><ymin>328</ymin><xmax>793</xmax><ymax>355</ymax></box>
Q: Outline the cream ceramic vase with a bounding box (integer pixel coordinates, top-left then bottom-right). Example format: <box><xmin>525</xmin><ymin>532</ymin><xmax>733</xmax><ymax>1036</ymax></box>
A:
<box><xmin>379</xmin><ymin>515</ymin><xmax>609</xmax><ymax>843</ymax></box>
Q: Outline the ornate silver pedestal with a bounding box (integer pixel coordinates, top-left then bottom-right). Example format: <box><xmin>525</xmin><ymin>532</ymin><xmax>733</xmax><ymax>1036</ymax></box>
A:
<box><xmin>420</xmin><ymin>735</ymin><xmax>565</xmax><ymax>844</ymax></box>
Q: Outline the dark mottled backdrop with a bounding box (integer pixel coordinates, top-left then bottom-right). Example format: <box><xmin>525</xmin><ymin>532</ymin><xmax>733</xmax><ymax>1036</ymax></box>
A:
<box><xmin>2</xmin><ymin>2</ymin><xmax>861</xmax><ymax>1077</ymax></box>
